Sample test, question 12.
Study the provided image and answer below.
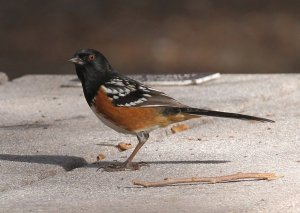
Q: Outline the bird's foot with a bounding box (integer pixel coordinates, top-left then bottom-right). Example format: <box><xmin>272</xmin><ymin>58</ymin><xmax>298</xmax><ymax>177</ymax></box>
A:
<box><xmin>103</xmin><ymin>161</ymin><xmax>149</xmax><ymax>172</ymax></box>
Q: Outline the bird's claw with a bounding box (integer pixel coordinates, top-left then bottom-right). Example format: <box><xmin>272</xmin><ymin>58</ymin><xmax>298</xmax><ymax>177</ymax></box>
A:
<box><xmin>102</xmin><ymin>162</ymin><xmax>149</xmax><ymax>172</ymax></box>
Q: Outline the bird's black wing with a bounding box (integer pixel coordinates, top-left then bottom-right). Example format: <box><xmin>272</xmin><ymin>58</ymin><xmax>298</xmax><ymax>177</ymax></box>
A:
<box><xmin>102</xmin><ymin>74</ymin><xmax>274</xmax><ymax>123</ymax></box>
<box><xmin>102</xmin><ymin>74</ymin><xmax>186</xmax><ymax>108</ymax></box>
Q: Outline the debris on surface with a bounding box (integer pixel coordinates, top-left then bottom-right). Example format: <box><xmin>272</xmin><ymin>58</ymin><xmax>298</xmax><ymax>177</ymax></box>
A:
<box><xmin>133</xmin><ymin>172</ymin><xmax>281</xmax><ymax>187</ymax></box>
<box><xmin>96</xmin><ymin>153</ymin><xmax>106</xmax><ymax>161</ymax></box>
<box><xmin>116</xmin><ymin>142</ymin><xmax>133</xmax><ymax>152</ymax></box>
<box><xmin>171</xmin><ymin>124</ymin><xmax>189</xmax><ymax>134</ymax></box>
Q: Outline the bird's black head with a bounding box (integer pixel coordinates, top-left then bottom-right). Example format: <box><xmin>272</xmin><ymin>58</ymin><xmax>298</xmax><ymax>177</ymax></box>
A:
<box><xmin>69</xmin><ymin>48</ymin><xmax>112</xmax><ymax>73</ymax></box>
<box><xmin>69</xmin><ymin>49</ymin><xmax>113</xmax><ymax>105</ymax></box>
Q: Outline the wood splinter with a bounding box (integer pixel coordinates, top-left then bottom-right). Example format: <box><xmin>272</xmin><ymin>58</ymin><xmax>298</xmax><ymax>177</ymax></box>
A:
<box><xmin>133</xmin><ymin>172</ymin><xmax>281</xmax><ymax>187</ymax></box>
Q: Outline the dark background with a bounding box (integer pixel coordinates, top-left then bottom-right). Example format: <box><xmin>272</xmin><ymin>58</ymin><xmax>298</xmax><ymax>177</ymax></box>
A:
<box><xmin>1</xmin><ymin>0</ymin><xmax>300</xmax><ymax>79</ymax></box>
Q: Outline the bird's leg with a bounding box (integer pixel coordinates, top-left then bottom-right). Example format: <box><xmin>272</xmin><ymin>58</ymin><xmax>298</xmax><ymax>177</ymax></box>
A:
<box><xmin>122</xmin><ymin>132</ymin><xmax>149</xmax><ymax>169</ymax></box>
<box><xmin>104</xmin><ymin>132</ymin><xmax>149</xmax><ymax>171</ymax></box>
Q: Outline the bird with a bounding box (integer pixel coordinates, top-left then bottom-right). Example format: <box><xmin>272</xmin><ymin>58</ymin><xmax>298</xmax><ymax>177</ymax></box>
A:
<box><xmin>69</xmin><ymin>48</ymin><xmax>274</xmax><ymax>171</ymax></box>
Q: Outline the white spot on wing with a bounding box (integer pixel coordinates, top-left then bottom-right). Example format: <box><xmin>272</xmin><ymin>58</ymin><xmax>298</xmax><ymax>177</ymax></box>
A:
<box><xmin>101</xmin><ymin>86</ymin><xmax>111</xmax><ymax>94</ymax></box>
<box><xmin>127</xmin><ymin>85</ymin><xmax>135</xmax><ymax>89</ymax></box>
<box><xmin>135</xmin><ymin>99</ymin><xmax>143</xmax><ymax>104</ymax></box>
<box><xmin>124</xmin><ymin>88</ymin><xmax>131</xmax><ymax>93</ymax></box>
<box><xmin>116</xmin><ymin>88</ymin><xmax>124</xmax><ymax>93</ymax></box>
<box><xmin>111</xmin><ymin>89</ymin><xmax>119</xmax><ymax>94</ymax></box>
<box><xmin>114</xmin><ymin>81</ymin><xmax>125</xmax><ymax>86</ymax></box>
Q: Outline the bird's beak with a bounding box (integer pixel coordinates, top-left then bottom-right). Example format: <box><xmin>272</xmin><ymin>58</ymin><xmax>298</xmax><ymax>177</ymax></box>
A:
<box><xmin>68</xmin><ymin>57</ymin><xmax>84</xmax><ymax>65</ymax></box>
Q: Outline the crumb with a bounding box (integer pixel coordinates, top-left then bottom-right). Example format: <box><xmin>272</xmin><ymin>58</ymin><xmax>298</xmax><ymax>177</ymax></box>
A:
<box><xmin>96</xmin><ymin>153</ymin><xmax>106</xmax><ymax>161</ymax></box>
<box><xmin>171</xmin><ymin>124</ymin><xmax>189</xmax><ymax>133</ymax></box>
<box><xmin>116</xmin><ymin>142</ymin><xmax>133</xmax><ymax>151</ymax></box>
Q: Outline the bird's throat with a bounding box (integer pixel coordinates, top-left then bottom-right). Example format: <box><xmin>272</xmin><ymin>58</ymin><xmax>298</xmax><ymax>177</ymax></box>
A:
<box><xmin>75</xmin><ymin>66</ymin><xmax>104</xmax><ymax>106</ymax></box>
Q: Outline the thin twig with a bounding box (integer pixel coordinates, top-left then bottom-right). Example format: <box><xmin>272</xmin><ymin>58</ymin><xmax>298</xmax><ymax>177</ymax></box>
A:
<box><xmin>133</xmin><ymin>172</ymin><xmax>281</xmax><ymax>187</ymax></box>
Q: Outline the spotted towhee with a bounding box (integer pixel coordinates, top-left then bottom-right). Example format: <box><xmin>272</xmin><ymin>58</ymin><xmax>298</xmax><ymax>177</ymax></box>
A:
<box><xmin>69</xmin><ymin>49</ymin><xmax>274</xmax><ymax>171</ymax></box>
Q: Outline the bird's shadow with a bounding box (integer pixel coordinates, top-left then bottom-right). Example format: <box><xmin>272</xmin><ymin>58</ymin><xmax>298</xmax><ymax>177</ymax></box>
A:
<box><xmin>0</xmin><ymin>154</ymin><xmax>87</xmax><ymax>171</ymax></box>
<box><xmin>93</xmin><ymin>160</ymin><xmax>230</xmax><ymax>171</ymax></box>
<box><xmin>0</xmin><ymin>154</ymin><xmax>230</xmax><ymax>171</ymax></box>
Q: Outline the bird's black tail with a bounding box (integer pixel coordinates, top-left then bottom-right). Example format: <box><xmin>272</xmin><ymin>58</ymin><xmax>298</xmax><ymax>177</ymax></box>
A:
<box><xmin>181</xmin><ymin>108</ymin><xmax>274</xmax><ymax>123</ymax></box>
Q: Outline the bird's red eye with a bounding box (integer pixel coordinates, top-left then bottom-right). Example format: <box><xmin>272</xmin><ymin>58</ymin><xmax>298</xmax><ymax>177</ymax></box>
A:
<box><xmin>88</xmin><ymin>54</ymin><xmax>95</xmax><ymax>61</ymax></box>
